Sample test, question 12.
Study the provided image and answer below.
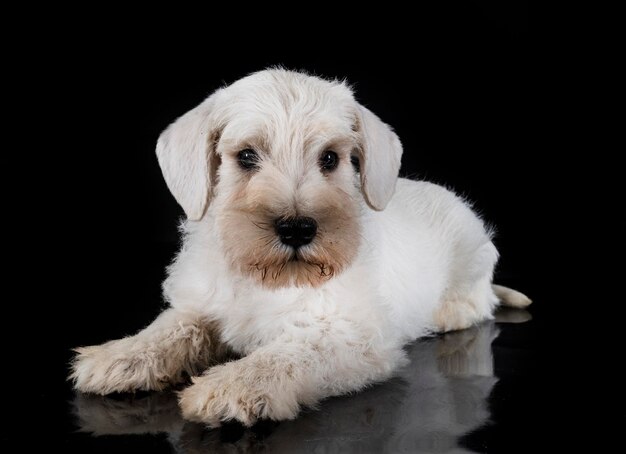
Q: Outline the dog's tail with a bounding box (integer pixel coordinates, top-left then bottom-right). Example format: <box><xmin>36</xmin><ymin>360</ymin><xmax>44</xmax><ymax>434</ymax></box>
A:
<box><xmin>492</xmin><ymin>284</ymin><xmax>532</xmax><ymax>308</ymax></box>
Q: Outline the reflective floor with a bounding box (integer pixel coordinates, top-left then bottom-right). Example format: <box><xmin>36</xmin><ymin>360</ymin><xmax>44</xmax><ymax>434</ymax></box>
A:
<box><xmin>65</xmin><ymin>308</ymin><xmax>534</xmax><ymax>453</ymax></box>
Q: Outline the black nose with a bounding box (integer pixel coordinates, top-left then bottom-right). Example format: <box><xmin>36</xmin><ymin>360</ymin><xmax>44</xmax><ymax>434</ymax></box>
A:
<box><xmin>275</xmin><ymin>217</ymin><xmax>318</xmax><ymax>248</ymax></box>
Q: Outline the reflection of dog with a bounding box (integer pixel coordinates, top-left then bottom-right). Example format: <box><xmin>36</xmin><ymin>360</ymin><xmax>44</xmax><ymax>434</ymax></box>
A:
<box><xmin>70</xmin><ymin>69</ymin><xmax>531</xmax><ymax>426</ymax></box>
<box><xmin>73</xmin><ymin>321</ymin><xmax>508</xmax><ymax>453</ymax></box>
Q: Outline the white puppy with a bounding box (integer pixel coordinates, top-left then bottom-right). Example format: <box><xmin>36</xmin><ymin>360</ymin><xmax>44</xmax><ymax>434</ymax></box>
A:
<box><xmin>71</xmin><ymin>69</ymin><xmax>531</xmax><ymax>427</ymax></box>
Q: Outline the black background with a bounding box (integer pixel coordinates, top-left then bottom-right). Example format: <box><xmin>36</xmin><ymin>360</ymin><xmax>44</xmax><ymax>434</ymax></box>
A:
<box><xmin>6</xmin><ymin>2</ymin><xmax>617</xmax><ymax>451</ymax></box>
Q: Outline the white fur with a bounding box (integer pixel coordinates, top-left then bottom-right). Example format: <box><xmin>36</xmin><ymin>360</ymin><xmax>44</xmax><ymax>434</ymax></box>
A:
<box><xmin>71</xmin><ymin>69</ymin><xmax>530</xmax><ymax>427</ymax></box>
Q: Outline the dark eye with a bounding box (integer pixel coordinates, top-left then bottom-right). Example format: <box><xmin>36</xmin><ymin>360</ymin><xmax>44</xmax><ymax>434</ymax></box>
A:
<box><xmin>350</xmin><ymin>155</ymin><xmax>360</xmax><ymax>173</ymax></box>
<box><xmin>319</xmin><ymin>150</ymin><xmax>339</xmax><ymax>172</ymax></box>
<box><xmin>237</xmin><ymin>149</ymin><xmax>260</xmax><ymax>170</ymax></box>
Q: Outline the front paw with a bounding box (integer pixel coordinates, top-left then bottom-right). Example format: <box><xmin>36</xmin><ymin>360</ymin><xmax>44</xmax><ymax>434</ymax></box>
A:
<box><xmin>70</xmin><ymin>339</ymin><xmax>169</xmax><ymax>395</ymax></box>
<box><xmin>178</xmin><ymin>361</ymin><xmax>300</xmax><ymax>427</ymax></box>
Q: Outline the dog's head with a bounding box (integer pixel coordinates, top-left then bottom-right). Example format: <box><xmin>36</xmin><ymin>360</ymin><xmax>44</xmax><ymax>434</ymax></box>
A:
<box><xmin>157</xmin><ymin>69</ymin><xmax>402</xmax><ymax>288</ymax></box>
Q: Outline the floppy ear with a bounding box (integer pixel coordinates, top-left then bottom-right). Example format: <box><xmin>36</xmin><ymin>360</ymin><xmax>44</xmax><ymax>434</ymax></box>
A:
<box><xmin>156</xmin><ymin>96</ymin><xmax>220</xmax><ymax>221</ymax></box>
<box><xmin>354</xmin><ymin>104</ymin><xmax>403</xmax><ymax>211</ymax></box>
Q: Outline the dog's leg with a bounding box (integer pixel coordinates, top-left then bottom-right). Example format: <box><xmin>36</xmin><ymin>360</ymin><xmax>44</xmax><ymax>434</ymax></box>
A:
<box><xmin>434</xmin><ymin>288</ymin><xmax>493</xmax><ymax>332</ymax></box>
<box><xmin>434</xmin><ymin>242</ymin><xmax>500</xmax><ymax>333</ymax></box>
<box><xmin>435</xmin><ymin>281</ymin><xmax>532</xmax><ymax>332</ymax></box>
<box><xmin>178</xmin><ymin>326</ymin><xmax>406</xmax><ymax>427</ymax></box>
<box><xmin>71</xmin><ymin>309</ymin><xmax>224</xmax><ymax>394</ymax></box>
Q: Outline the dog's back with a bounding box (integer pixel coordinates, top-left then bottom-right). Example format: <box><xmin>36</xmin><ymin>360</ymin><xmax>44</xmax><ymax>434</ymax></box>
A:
<box><xmin>359</xmin><ymin>178</ymin><xmax>498</xmax><ymax>340</ymax></box>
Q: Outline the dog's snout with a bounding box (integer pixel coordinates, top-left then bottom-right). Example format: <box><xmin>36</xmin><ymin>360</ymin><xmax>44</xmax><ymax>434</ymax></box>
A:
<box><xmin>275</xmin><ymin>217</ymin><xmax>318</xmax><ymax>248</ymax></box>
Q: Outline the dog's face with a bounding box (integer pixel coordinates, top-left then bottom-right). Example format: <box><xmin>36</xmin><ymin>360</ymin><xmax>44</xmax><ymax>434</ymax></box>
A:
<box><xmin>157</xmin><ymin>70</ymin><xmax>402</xmax><ymax>288</ymax></box>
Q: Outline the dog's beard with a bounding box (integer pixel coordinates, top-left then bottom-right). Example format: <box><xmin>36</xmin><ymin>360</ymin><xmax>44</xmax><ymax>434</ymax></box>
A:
<box><xmin>219</xmin><ymin>207</ymin><xmax>360</xmax><ymax>289</ymax></box>
<box><xmin>247</xmin><ymin>238</ymin><xmax>342</xmax><ymax>287</ymax></box>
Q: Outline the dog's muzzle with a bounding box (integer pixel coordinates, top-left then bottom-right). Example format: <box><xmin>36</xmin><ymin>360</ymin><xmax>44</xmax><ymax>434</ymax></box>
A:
<box><xmin>274</xmin><ymin>217</ymin><xmax>318</xmax><ymax>249</ymax></box>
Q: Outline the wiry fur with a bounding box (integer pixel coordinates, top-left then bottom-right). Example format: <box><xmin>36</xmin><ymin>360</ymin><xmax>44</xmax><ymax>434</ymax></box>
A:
<box><xmin>70</xmin><ymin>310</ymin><xmax>229</xmax><ymax>394</ymax></box>
<box><xmin>73</xmin><ymin>320</ymin><xmax>511</xmax><ymax>452</ymax></box>
<box><xmin>70</xmin><ymin>69</ymin><xmax>531</xmax><ymax>427</ymax></box>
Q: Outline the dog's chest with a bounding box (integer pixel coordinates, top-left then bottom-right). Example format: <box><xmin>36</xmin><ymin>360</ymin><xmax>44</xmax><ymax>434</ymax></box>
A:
<box><xmin>214</xmin><ymin>284</ymin><xmax>354</xmax><ymax>354</ymax></box>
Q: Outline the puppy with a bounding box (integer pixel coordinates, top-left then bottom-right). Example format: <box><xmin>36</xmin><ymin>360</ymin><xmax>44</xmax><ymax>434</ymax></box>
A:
<box><xmin>71</xmin><ymin>69</ymin><xmax>531</xmax><ymax>427</ymax></box>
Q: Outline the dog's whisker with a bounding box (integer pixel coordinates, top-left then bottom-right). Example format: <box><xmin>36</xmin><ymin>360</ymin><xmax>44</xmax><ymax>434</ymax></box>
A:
<box><xmin>250</xmin><ymin>218</ymin><xmax>272</xmax><ymax>231</ymax></box>
<box><xmin>263</xmin><ymin>237</ymin><xmax>277</xmax><ymax>248</ymax></box>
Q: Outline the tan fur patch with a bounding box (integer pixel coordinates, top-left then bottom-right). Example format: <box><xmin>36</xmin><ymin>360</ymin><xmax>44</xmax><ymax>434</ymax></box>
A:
<box><xmin>71</xmin><ymin>314</ymin><xmax>232</xmax><ymax>395</ymax></box>
<box><xmin>433</xmin><ymin>299</ymin><xmax>481</xmax><ymax>333</ymax></box>
<box><xmin>218</xmin><ymin>167</ymin><xmax>361</xmax><ymax>288</ymax></box>
<box><xmin>179</xmin><ymin>352</ymin><xmax>305</xmax><ymax>427</ymax></box>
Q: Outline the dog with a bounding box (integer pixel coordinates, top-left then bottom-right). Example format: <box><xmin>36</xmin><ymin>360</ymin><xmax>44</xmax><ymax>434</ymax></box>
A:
<box><xmin>70</xmin><ymin>69</ymin><xmax>531</xmax><ymax>427</ymax></box>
